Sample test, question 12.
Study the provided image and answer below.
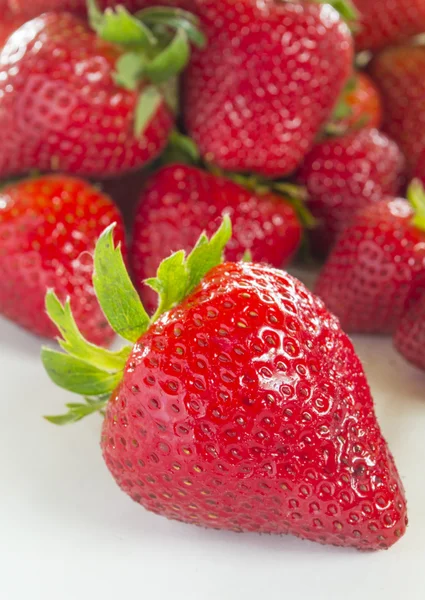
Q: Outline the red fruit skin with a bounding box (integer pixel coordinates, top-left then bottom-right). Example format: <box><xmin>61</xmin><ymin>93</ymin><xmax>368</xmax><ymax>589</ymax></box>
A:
<box><xmin>101</xmin><ymin>262</ymin><xmax>407</xmax><ymax>550</ymax></box>
<box><xmin>343</xmin><ymin>73</ymin><xmax>383</xmax><ymax>131</ymax></box>
<box><xmin>0</xmin><ymin>12</ymin><xmax>26</xmax><ymax>46</ymax></box>
<box><xmin>130</xmin><ymin>165</ymin><xmax>302</xmax><ymax>312</ymax></box>
<box><xmin>0</xmin><ymin>14</ymin><xmax>173</xmax><ymax>179</ymax></box>
<box><xmin>353</xmin><ymin>0</ymin><xmax>425</xmax><ymax>51</ymax></box>
<box><xmin>0</xmin><ymin>175</ymin><xmax>126</xmax><ymax>345</ymax></box>
<box><xmin>315</xmin><ymin>198</ymin><xmax>425</xmax><ymax>334</ymax></box>
<box><xmin>413</xmin><ymin>148</ymin><xmax>425</xmax><ymax>185</ymax></box>
<box><xmin>6</xmin><ymin>0</ymin><xmax>197</xmax><ymax>18</ymax></box>
<box><xmin>96</xmin><ymin>169</ymin><xmax>149</xmax><ymax>230</ymax></box>
<box><xmin>369</xmin><ymin>46</ymin><xmax>425</xmax><ymax>174</ymax></box>
<box><xmin>297</xmin><ymin>129</ymin><xmax>405</xmax><ymax>255</ymax></box>
<box><xmin>394</xmin><ymin>274</ymin><xmax>425</xmax><ymax>371</ymax></box>
<box><xmin>183</xmin><ymin>0</ymin><xmax>353</xmax><ymax>178</ymax></box>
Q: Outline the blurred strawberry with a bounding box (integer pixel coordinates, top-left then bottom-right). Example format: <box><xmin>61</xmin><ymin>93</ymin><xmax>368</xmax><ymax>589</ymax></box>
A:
<box><xmin>315</xmin><ymin>180</ymin><xmax>425</xmax><ymax>334</ymax></box>
<box><xmin>369</xmin><ymin>45</ymin><xmax>425</xmax><ymax>173</ymax></box>
<box><xmin>0</xmin><ymin>4</ymin><xmax>204</xmax><ymax>179</ymax></box>
<box><xmin>327</xmin><ymin>72</ymin><xmax>382</xmax><ymax>135</ymax></box>
<box><xmin>394</xmin><ymin>272</ymin><xmax>425</xmax><ymax>371</ymax></box>
<box><xmin>297</xmin><ymin>128</ymin><xmax>405</xmax><ymax>255</ymax></box>
<box><xmin>130</xmin><ymin>164</ymin><xmax>302</xmax><ymax>312</ymax></box>
<box><xmin>0</xmin><ymin>174</ymin><xmax>126</xmax><ymax>345</ymax></box>
<box><xmin>6</xmin><ymin>0</ymin><xmax>196</xmax><ymax>18</ymax></box>
<box><xmin>353</xmin><ymin>0</ymin><xmax>425</xmax><ymax>51</ymax></box>
<box><xmin>183</xmin><ymin>0</ymin><xmax>353</xmax><ymax>178</ymax></box>
<box><xmin>0</xmin><ymin>11</ymin><xmax>26</xmax><ymax>46</ymax></box>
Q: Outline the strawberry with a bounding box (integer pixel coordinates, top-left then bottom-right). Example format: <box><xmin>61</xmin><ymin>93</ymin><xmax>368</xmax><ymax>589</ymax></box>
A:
<box><xmin>369</xmin><ymin>45</ymin><xmax>425</xmax><ymax>174</ymax></box>
<box><xmin>0</xmin><ymin>11</ymin><xmax>26</xmax><ymax>47</ymax></box>
<box><xmin>314</xmin><ymin>180</ymin><xmax>425</xmax><ymax>334</ymax></box>
<box><xmin>6</xmin><ymin>0</ymin><xmax>197</xmax><ymax>19</ymax></box>
<box><xmin>297</xmin><ymin>128</ymin><xmax>405</xmax><ymax>255</ymax></box>
<box><xmin>130</xmin><ymin>164</ymin><xmax>302</xmax><ymax>313</ymax></box>
<box><xmin>0</xmin><ymin>174</ymin><xmax>126</xmax><ymax>345</ymax></box>
<box><xmin>327</xmin><ymin>72</ymin><xmax>383</xmax><ymax>134</ymax></box>
<box><xmin>394</xmin><ymin>273</ymin><xmax>425</xmax><ymax>371</ymax></box>
<box><xmin>42</xmin><ymin>217</ymin><xmax>407</xmax><ymax>550</ymax></box>
<box><xmin>0</xmin><ymin>4</ymin><xmax>204</xmax><ymax>179</ymax></box>
<box><xmin>183</xmin><ymin>0</ymin><xmax>353</xmax><ymax>178</ymax></box>
<box><xmin>353</xmin><ymin>0</ymin><xmax>425</xmax><ymax>51</ymax></box>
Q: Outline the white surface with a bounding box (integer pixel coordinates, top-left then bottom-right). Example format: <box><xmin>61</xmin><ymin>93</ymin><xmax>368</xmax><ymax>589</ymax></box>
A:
<box><xmin>1</xmin><ymin>310</ymin><xmax>425</xmax><ymax>600</ymax></box>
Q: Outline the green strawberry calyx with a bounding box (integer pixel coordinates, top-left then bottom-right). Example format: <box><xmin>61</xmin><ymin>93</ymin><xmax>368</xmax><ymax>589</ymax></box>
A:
<box><xmin>87</xmin><ymin>0</ymin><xmax>206</xmax><ymax>135</ymax></box>
<box><xmin>42</xmin><ymin>216</ymin><xmax>232</xmax><ymax>425</ymax></box>
<box><xmin>407</xmin><ymin>179</ymin><xmax>425</xmax><ymax>231</ymax></box>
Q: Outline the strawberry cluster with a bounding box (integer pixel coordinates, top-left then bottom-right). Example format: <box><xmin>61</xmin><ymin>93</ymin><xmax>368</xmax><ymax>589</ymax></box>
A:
<box><xmin>2</xmin><ymin>0</ymin><xmax>425</xmax><ymax>551</ymax></box>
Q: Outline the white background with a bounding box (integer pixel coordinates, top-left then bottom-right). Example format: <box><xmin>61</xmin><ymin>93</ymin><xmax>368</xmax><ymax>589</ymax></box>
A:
<box><xmin>1</xmin><ymin>298</ymin><xmax>425</xmax><ymax>600</ymax></box>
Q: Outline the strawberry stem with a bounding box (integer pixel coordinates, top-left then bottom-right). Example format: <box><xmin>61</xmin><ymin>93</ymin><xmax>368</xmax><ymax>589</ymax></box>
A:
<box><xmin>407</xmin><ymin>179</ymin><xmax>425</xmax><ymax>231</ymax></box>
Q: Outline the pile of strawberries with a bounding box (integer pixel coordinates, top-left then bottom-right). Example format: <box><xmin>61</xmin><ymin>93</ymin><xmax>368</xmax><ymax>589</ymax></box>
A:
<box><xmin>2</xmin><ymin>0</ymin><xmax>425</xmax><ymax>552</ymax></box>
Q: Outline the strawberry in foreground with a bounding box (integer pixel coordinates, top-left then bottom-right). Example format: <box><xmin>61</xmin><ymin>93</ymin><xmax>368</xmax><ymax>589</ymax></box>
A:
<box><xmin>130</xmin><ymin>164</ymin><xmax>302</xmax><ymax>313</ymax></box>
<box><xmin>297</xmin><ymin>128</ymin><xmax>405</xmax><ymax>255</ymax></box>
<box><xmin>394</xmin><ymin>273</ymin><xmax>425</xmax><ymax>371</ymax></box>
<box><xmin>315</xmin><ymin>180</ymin><xmax>425</xmax><ymax>334</ymax></box>
<box><xmin>0</xmin><ymin>174</ymin><xmax>126</xmax><ymax>345</ymax></box>
<box><xmin>43</xmin><ymin>217</ymin><xmax>407</xmax><ymax>550</ymax></box>
<box><xmin>353</xmin><ymin>0</ymin><xmax>425</xmax><ymax>51</ymax></box>
<box><xmin>0</xmin><ymin>2</ymin><xmax>204</xmax><ymax>178</ymax></box>
<box><xmin>183</xmin><ymin>0</ymin><xmax>353</xmax><ymax>178</ymax></box>
<box><xmin>369</xmin><ymin>45</ymin><xmax>425</xmax><ymax>174</ymax></box>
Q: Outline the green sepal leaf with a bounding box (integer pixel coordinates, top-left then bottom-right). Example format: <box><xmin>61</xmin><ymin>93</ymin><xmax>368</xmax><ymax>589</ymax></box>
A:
<box><xmin>407</xmin><ymin>179</ymin><xmax>425</xmax><ymax>231</ymax></box>
<box><xmin>147</xmin><ymin>215</ymin><xmax>232</xmax><ymax>321</ymax></box>
<box><xmin>42</xmin><ymin>348</ymin><xmax>122</xmax><ymax>396</ymax></box>
<box><xmin>136</xmin><ymin>6</ymin><xmax>207</xmax><ymax>48</ymax></box>
<box><xmin>45</xmin><ymin>397</ymin><xmax>109</xmax><ymax>425</ymax></box>
<box><xmin>146</xmin><ymin>251</ymin><xmax>187</xmax><ymax>319</ymax></box>
<box><xmin>242</xmin><ymin>249</ymin><xmax>253</xmax><ymax>263</ymax></box>
<box><xmin>113</xmin><ymin>52</ymin><xmax>147</xmax><ymax>91</ymax></box>
<box><xmin>160</xmin><ymin>130</ymin><xmax>200</xmax><ymax>165</ymax></box>
<box><xmin>135</xmin><ymin>85</ymin><xmax>163</xmax><ymax>137</ymax></box>
<box><xmin>324</xmin><ymin>0</ymin><xmax>359</xmax><ymax>28</ymax></box>
<box><xmin>93</xmin><ymin>224</ymin><xmax>150</xmax><ymax>342</ymax></box>
<box><xmin>186</xmin><ymin>215</ymin><xmax>232</xmax><ymax>291</ymax></box>
<box><xmin>45</xmin><ymin>291</ymin><xmax>131</xmax><ymax>371</ymax></box>
<box><xmin>88</xmin><ymin>0</ymin><xmax>157</xmax><ymax>50</ymax></box>
<box><xmin>144</xmin><ymin>29</ymin><xmax>190</xmax><ymax>84</ymax></box>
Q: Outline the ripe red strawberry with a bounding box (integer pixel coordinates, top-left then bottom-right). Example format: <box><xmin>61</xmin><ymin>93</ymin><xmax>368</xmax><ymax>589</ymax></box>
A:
<box><xmin>314</xmin><ymin>180</ymin><xmax>425</xmax><ymax>334</ymax></box>
<box><xmin>394</xmin><ymin>273</ymin><xmax>425</xmax><ymax>371</ymax></box>
<box><xmin>297</xmin><ymin>128</ymin><xmax>405</xmax><ymax>255</ymax></box>
<box><xmin>183</xmin><ymin>0</ymin><xmax>353</xmax><ymax>178</ymax></box>
<box><xmin>328</xmin><ymin>72</ymin><xmax>383</xmax><ymax>134</ymax></box>
<box><xmin>130</xmin><ymin>164</ymin><xmax>302</xmax><ymax>313</ymax></box>
<box><xmin>0</xmin><ymin>11</ymin><xmax>26</xmax><ymax>46</ymax></box>
<box><xmin>0</xmin><ymin>6</ymin><xmax>203</xmax><ymax>179</ymax></box>
<box><xmin>42</xmin><ymin>218</ymin><xmax>407</xmax><ymax>550</ymax></box>
<box><xmin>353</xmin><ymin>0</ymin><xmax>425</xmax><ymax>51</ymax></box>
<box><xmin>369</xmin><ymin>45</ymin><xmax>425</xmax><ymax>173</ymax></box>
<box><xmin>6</xmin><ymin>0</ymin><xmax>197</xmax><ymax>18</ymax></box>
<box><xmin>0</xmin><ymin>174</ymin><xmax>126</xmax><ymax>345</ymax></box>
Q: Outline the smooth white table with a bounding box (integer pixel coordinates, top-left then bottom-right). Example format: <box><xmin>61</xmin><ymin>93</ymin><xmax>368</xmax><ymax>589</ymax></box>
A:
<box><xmin>1</xmin><ymin>284</ymin><xmax>424</xmax><ymax>599</ymax></box>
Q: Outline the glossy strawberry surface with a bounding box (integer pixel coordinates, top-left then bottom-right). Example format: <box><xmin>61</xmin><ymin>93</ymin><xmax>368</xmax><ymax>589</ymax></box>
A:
<box><xmin>0</xmin><ymin>13</ymin><xmax>173</xmax><ymax>178</ymax></box>
<box><xmin>101</xmin><ymin>262</ymin><xmax>407</xmax><ymax>550</ymax></box>
<box><xmin>394</xmin><ymin>273</ymin><xmax>425</xmax><ymax>371</ymax></box>
<box><xmin>183</xmin><ymin>0</ymin><xmax>353</xmax><ymax>178</ymax></box>
<box><xmin>0</xmin><ymin>175</ymin><xmax>126</xmax><ymax>344</ymax></box>
<box><xmin>369</xmin><ymin>46</ymin><xmax>425</xmax><ymax>174</ymax></box>
<box><xmin>315</xmin><ymin>198</ymin><xmax>425</xmax><ymax>334</ymax></box>
<box><xmin>353</xmin><ymin>0</ymin><xmax>425</xmax><ymax>51</ymax></box>
<box><xmin>297</xmin><ymin>129</ymin><xmax>405</xmax><ymax>255</ymax></box>
<box><xmin>130</xmin><ymin>165</ymin><xmax>302</xmax><ymax>312</ymax></box>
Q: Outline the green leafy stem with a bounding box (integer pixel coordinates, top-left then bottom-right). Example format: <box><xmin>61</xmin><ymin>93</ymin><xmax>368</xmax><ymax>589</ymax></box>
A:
<box><xmin>43</xmin><ymin>216</ymin><xmax>232</xmax><ymax>424</ymax></box>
